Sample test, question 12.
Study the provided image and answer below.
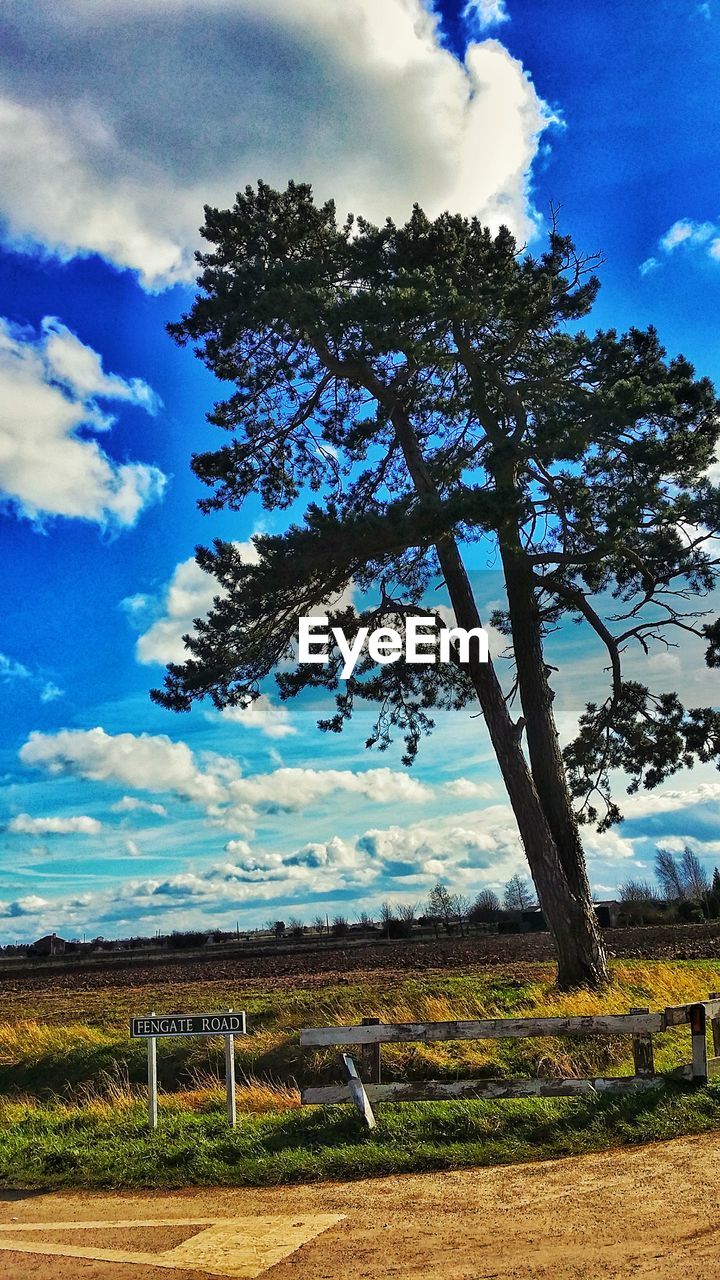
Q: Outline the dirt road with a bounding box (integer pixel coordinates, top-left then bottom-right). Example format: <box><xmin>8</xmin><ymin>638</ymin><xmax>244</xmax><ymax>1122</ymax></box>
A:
<box><xmin>1</xmin><ymin>1133</ymin><xmax>719</xmax><ymax>1279</ymax></box>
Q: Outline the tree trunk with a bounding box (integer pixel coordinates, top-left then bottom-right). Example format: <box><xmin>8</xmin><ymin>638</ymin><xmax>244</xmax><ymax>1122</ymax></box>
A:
<box><xmin>434</xmin><ymin>533</ymin><xmax>609</xmax><ymax>989</ymax></box>
<box><xmin>499</xmin><ymin>544</ymin><xmax>595</xmax><ymax>895</ymax></box>
<box><xmin>387</xmin><ymin>408</ymin><xmax>609</xmax><ymax>989</ymax></box>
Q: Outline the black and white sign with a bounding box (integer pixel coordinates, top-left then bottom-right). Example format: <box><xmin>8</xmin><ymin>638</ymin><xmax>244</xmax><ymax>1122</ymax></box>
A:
<box><xmin>130</xmin><ymin>1011</ymin><xmax>247</xmax><ymax>1038</ymax></box>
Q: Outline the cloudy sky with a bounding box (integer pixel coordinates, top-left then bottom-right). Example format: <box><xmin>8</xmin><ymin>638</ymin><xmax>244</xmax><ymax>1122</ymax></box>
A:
<box><xmin>2</xmin><ymin>0</ymin><xmax>720</xmax><ymax>942</ymax></box>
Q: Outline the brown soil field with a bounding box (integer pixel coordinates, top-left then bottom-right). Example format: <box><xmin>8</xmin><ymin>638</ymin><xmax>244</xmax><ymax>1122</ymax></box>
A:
<box><xmin>2</xmin><ymin>921</ymin><xmax>720</xmax><ymax>998</ymax></box>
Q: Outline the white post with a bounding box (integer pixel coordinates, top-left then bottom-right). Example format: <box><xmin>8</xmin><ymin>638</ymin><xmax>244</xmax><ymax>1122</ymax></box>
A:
<box><xmin>225</xmin><ymin>1008</ymin><xmax>237</xmax><ymax>1128</ymax></box>
<box><xmin>147</xmin><ymin>1010</ymin><xmax>158</xmax><ymax>1131</ymax></box>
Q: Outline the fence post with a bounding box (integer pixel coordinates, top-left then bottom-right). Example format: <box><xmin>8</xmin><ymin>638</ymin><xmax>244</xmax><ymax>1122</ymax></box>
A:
<box><xmin>361</xmin><ymin>1017</ymin><xmax>382</xmax><ymax>1084</ymax></box>
<box><xmin>147</xmin><ymin>1010</ymin><xmax>158</xmax><ymax>1131</ymax></box>
<box><xmin>709</xmin><ymin>993</ymin><xmax>720</xmax><ymax>1060</ymax></box>
<box><xmin>629</xmin><ymin>1007</ymin><xmax>654</xmax><ymax>1076</ymax></box>
<box><xmin>690</xmin><ymin>1003</ymin><xmax>708</xmax><ymax>1083</ymax></box>
<box><xmin>225</xmin><ymin>1008</ymin><xmax>237</xmax><ymax>1128</ymax></box>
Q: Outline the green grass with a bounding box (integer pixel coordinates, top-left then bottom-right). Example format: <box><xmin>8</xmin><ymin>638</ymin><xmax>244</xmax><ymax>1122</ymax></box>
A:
<box><xmin>1</xmin><ymin>1082</ymin><xmax>719</xmax><ymax>1190</ymax></box>
<box><xmin>1</xmin><ymin>959</ymin><xmax>719</xmax><ymax>1189</ymax></box>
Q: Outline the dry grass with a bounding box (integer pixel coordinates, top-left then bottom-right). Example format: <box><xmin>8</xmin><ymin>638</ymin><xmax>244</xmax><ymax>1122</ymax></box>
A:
<box><xmin>1</xmin><ymin>959</ymin><xmax>718</xmax><ymax>1104</ymax></box>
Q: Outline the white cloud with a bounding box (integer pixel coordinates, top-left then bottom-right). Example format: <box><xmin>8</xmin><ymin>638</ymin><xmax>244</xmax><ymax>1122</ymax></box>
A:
<box><xmin>220</xmin><ymin>694</ymin><xmax>296</xmax><ymax>739</ymax></box>
<box><xmin>0</xmin><ymin>652</ymin><xmax>30</xmax><ymax>682</ymax></box>
<box><xmin>443</xmin><ymin>778</ymin><xmax>497</xmax><ymax>798</ymax></box>
<box><xmin>125</xmin><ymin>839</ymin><xmax>142</xmax><ymax>857</ymax></box>
<box><xmin>111</xmin><ymin>795</ymin><xmax>167</xmax><ymax>817</ymax></box>
<box><xmin>19</xmin><ymin>726</ymin><xmax>437</xmax><ymax>826</ymax></box>
<box><xmin>0</xmin><ymin>0</ymin><xmax>554</xmax><ymax>290</ymax></box>
<box><xmin>226</xmin><ymin>765</ymin><xmax>431</xmax><ymax>814</ymax></box>
<box><xmin>8</xmin><ymin>813</ymin><xmax>102</xmax><ymax>835</ymax></box>
<box><xmin>0</xmin><ymin>316</ymin><xmax>166</xmax><ymax>527</ymax></box>
<box><xmin>641</xmin><ymin>217</ymin><xmax>720</xmax><ymax>274</ymax></box>
<box><xmin>39</xmin><ymin>681</ymin><xmax>64</xmax><ymax>703</ymax></box>
<box><xmin>20</xmin><ymin>727</ymin><xmax>227</xmax><ymax>808</ymax></box>
<box><xmin>131</xmin><ymin>544</ymin><xmax>258</xmax><ymax>666</ymax></box>
<box><xmin>622</xmin><ymin>781</ymin><xmax>720</xmax><ymax>819</ymax></box>
<box><xmin>462</xmin><ymin>0</ymin><xmax>509</xmax><ymax>33</ymax></box>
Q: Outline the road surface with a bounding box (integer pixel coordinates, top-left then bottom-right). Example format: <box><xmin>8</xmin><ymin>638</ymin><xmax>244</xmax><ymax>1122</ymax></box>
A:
<box><xmin>1</xmin><ymin>1132</ymin><xmax>719</xmax><ymax>1278</ymax></box>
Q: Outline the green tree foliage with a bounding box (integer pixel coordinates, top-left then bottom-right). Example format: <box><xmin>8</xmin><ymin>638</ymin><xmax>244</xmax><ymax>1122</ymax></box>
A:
<box><xmin>153</xmin><ymin>181</ymin><xmax>720</xmax><ymax>987</ymax></box>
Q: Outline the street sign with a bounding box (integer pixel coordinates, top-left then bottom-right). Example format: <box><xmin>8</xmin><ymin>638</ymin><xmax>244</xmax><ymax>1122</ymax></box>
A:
<box><xmin>131</xmin><ymin>1009</ymin><xmax>247</xmax><ymax>1130</ymax></box>
<box><xmin>130</xmin><ymin>1011</ymin><xmax>247</xmax><ymax>1038</ymax></box>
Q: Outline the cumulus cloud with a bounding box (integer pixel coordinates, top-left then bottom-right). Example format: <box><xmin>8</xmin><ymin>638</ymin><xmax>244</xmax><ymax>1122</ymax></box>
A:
<box><xmin>0</xmin><ymin>316</ymin><xmax>166</xmax><ymax>527</ymax></box>
<box><xmin>622</xmin><ymin>781</ymin><xmax>720</xmax><ymax>819</ymax></box>
<box><xmin>111</xmin><ymin>795</ymin><xmax>167</xmax><ymax>817</ymax></box>
<box><xmin>226</xmin><ymin>765</ymin><xmax>431</xmax><ymax>814</ymax></box>
<box><xmin>20</xmin><ymin>727</ymin><xmax>227</xmax><ymax>808</ymax></box>
<box><xmin>0</xmin><ymin>894</ymin><xmax>50</xmax><ymax>919</ymax></box>
<box><xmin>219</xmin><ymin>695</ymin><xmax>296</xmax><ymax>739</ymax></box>
<box><xmin>19</xmin><ymin>726</ymin><xmax>439</xmax><ymax>826</ymax></box>
<box><xmin>7</xmin><ymin>813</ymin><xmax>102</xmax><ymax>835</ymax></box>
<box><xmin>640</xmin><ymin>217</ymin><xmax>720</xmax><ymax>275</ymax></box>
<box><xmin>0</xmin><ymin>0</ymin><xmax>554</xmax><ymax>290</ymax></box>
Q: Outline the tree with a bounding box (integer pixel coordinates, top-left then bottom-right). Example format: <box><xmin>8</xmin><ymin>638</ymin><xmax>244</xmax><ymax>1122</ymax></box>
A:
<box><xmin>154</xmin><ymin>182</ymin><xmax>720</xmax><ymax>989</ymax></box>
<box><xmin>331</xmin><ymin>914</ymin><xmax>349</xmax><ymax>937</ymax></box>
<box><xmin>680</xmin><ymin>846</ymin><xmax>710</xmax><ymax>904</ymax></box>
<box><xmin>311</xmin><ymin>913</ymin><xmax>327</xmax><ymax>934</ymax></box>
<box><xmin>469</xmin><ymin>888</ymin><xmax>502</xmax><ymax>923</ymax></box>
<box><xmin>619</xmin><ymin>879</ymin><xmax>660</xmax><ymax>904</ymax></box>
<box><xmin>655</xmin><ymin>845</ymin><xmax>709</xmax><ymax>907</ymax></box>
<box><xmin>504</xmin><ymin>874</ymin><xmax>536</xmax><ymax>911</ymax></box>
<box><xmin>425</xmin><ymin>882</ymin><xmax>457</xmax><ymax>934</ymax></box>
<box><xmin>654</xmin><ymin>848</ymin><xmax>686</xmax><ymax>901</ymax></box>
<box><xmin>378</xmin><ymin>901</ymin><xmax>396</xmax><ymax>937</ymax></box>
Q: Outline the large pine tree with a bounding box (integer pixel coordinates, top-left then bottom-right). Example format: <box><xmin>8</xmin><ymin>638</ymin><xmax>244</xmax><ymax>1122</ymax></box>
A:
<box><xmin>154</xmin><ymin>181</ymin><xmax>720</xmax><ymax>989</ymax></box>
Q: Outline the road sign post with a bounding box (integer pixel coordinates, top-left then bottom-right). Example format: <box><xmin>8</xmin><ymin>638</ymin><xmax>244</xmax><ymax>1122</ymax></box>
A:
<box><xmin>147</xmin><ymin>1010</ymin><xmax>158</xmax><ymax>1132</ymax></box>
<box><xmin>131</xmin><ymin>1009</ymin><xmax>247</xmax><ymax>1130</ymax></box>
<box><xmin>225</xmin><ymin>1009</ymin><xmax>237</xmax><ymax>1128</ymax></box>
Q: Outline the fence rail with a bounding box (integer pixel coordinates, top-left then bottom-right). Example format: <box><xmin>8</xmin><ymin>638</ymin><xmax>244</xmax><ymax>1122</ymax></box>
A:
<box><xmin>300</xmin><ymin>996</ymin><xmax>720</xmax><ymax>1123</ymax></box>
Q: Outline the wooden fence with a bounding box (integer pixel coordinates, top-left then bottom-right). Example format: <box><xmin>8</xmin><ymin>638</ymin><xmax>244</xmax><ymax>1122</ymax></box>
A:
<box><xmin>299</xmin><ymin>995</ymin><xmax>720</xmax><ymax>1128</ymax></box>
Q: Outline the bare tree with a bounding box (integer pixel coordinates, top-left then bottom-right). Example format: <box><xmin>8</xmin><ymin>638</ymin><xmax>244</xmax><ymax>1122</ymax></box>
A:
<box><xmin>619</xmin><ymin>880</ymin><xmax>660</xmax><ymax>904</ymax></box>
<box><xmin>379</xmin><ymin>901</ymin><xmax>396</xmax><ymax>937</ymax></box>
<box><xmin>426</xmin><ymin>882</ymin><xmax>457</xmax><ymax>933</ymax></box>
<box><xmin>654</xmin><ymin>848</ymin><xmax>686</xmax><ymax>901</ymax></box>
<box><xmin>470</xmin><ymin>888</ymin><xmax>502</xmax><ymax>922</ymax></box>
<box><xmin>504</xmin><ymin>874</ymin><xmax>536</xmax><ymax>912</ymax></box>
<box><xmin>455</xmin><ymin>893</ymin><xmax>472</xmax><ymax>937</ymax></box>
<box><xmin>680</xmin><ymin>846</ymin><xmax>710</xmax><ymax>903</ymax></box>
<box><xmin>396</xmin><ymin>902</ymin><xmax>417</xmax><ymax>926</ymax></box>
<box><xmin>311</xmin><ymin>913</ymin><xmax>327</xmax><ymax>934</ymax></box>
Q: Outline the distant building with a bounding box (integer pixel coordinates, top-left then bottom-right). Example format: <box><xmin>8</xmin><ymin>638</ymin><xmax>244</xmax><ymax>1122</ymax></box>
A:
<box><xmin>31</xmin><ymin>932</ymin><xmax>66</xmax><ymax>956</ymax></box>
<box><xmin>594</xmin><ymin>901</ymin><xmax>622</xmax><ymax>928</ymax></box>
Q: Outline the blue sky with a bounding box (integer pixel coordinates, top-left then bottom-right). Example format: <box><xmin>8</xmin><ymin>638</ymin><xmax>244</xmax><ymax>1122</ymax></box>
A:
<box><xmin>2</xmin><ymin>0</ymin><xmax>720</xmax><ymax>942</ymax></box>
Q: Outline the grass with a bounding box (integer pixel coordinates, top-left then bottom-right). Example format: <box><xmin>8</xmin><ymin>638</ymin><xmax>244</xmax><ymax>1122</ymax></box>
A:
<box><xmin>0</xmin><ymin>959</ymin><xmax>719</xmax><ymax>1188</ymax></box>
<box><xmin>1</xmin><ymin>1082</ymin><xmax>719</xmax><ymax>1190</ymax></box>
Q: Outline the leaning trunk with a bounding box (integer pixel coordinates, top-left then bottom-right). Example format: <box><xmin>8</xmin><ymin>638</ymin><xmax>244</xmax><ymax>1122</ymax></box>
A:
<box><xmin>434</xmin><ymin>532</ymin><xmax>609</xmax><ymax>989</ymax></box>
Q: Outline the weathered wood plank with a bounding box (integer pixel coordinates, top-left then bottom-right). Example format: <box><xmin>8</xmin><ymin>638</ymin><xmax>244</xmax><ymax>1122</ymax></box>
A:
<box><xmin>630</xmin><ymin>1007</ymin><xmax>655</xmax><ymax>1077</ymax></box>
<box><xmin>300</xmin><ymin>1013</ymin><xmax>664</xmax><ymax>1048</ymax></box>
<box><xmin>301</xmin><ymin>1075</ymin><xmax>664</xmax><ymax>1105</ymax></box>
<box><xmin>341</xmin><ymin>1053</ymin><xmax>376</xmax><ymax>1129</ymax></box>
<box><xmin>360</xmin><ymin>1017</ymin><xmax>382</xmax><ymax>1085</ymax></box>
<box><xmin>707</xmin><ymin>1055</ymin><xmax>720</xmax><ymax>1076</ymax></box>
<box><xmin>664</xmin><ymin>999</ymin><xmax>720</xmax><ymax>1027</ymax></box>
